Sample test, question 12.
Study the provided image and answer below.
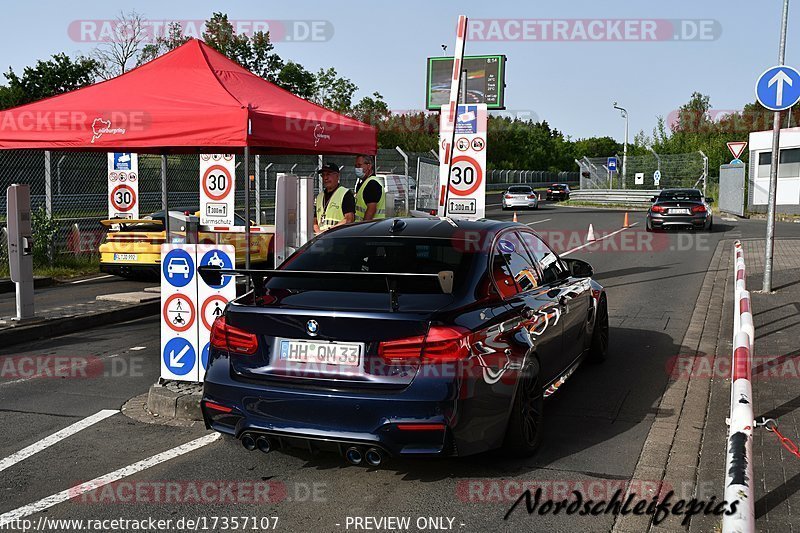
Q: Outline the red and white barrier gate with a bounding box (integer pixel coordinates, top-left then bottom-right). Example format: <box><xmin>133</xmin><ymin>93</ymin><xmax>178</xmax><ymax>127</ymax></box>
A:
<box><xmin>723</xmin><ymin>240</ymin><xmax>755</xmax><ymax>533</ymax></box>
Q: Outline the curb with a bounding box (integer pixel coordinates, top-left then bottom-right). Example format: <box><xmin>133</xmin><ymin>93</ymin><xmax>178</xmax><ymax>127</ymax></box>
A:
<box><xmin>0</xmin><ymin>300</ymin><xmax>158</xmax><ymax>348</ymax></box>
<box><xmin>611</xmin><ymin>238</ymin><xmax>731</xmax><ymax>533</ymax></box>
<box><xmin>0</xmin><ymin>277</ymin><xmax>54</xmax><ymax>294</ymax></box>
<box><xmin>146</xmin><ymin>381</ymin><xmax>204</xmax><ymax>421</ymax></box>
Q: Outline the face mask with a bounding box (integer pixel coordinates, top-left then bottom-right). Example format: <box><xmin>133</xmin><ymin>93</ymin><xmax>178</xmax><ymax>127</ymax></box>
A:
<box><xmin>354</xmin><ymin>167</ymin><xmax>365</xmax><ymax>178</ymax></box>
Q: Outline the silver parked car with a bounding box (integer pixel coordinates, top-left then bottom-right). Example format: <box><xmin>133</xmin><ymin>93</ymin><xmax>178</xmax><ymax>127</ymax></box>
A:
<box><xmin>502</xmin><ymin>185</ymin><xmax>539</xmax><ymax>210</ymax></box>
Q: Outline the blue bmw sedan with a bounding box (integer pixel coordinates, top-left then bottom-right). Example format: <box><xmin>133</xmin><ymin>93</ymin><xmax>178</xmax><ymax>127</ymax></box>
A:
<box><xmin>199</xmin><ymin>217</ymin><xmax>608</xmax><ymax>466</ymax></box>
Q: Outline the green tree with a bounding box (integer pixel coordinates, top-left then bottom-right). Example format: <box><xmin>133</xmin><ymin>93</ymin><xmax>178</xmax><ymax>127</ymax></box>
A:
<box><xmin>0</xmin><ymin>53</ymin><xmax>98</xmax><ymax>109</ymax></box>
<box><xmin>313</xmin><ymin>67</ymin><xmax>358</xmax><ymax>112</ymax></box>
<box><xmin>277</xmin><ymin>61</ymin><xmax>316</xmax><ymax>100</ymax></box>
<box><xmin>351</xmin><ymin>92</ymin><xmax>390</xmax><ymax>125</ymax></box>
<box><xmin>202</xmin><ymin>12</ymin><xmax>283</xmax><ymax>82</ymax></box>
<box><xmin>138</xmin><ymin>22</ymin><xmax>189</xmax><ymax>65</ymax></box>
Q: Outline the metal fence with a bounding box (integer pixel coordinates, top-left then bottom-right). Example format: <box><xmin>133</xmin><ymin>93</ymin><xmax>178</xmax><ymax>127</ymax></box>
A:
<box><xmin>577</xmin><ymin>151</ymin><xmax>709</xmax><ymax>191</ymax></box>
<box><xmin>0</xmin><ymin>147</ymin><xmax>581</xmax><ymax>268</ymax></box>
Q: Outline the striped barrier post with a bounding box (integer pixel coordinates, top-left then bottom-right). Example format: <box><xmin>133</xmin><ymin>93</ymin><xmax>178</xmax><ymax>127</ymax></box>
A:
<box><xmin>723</xmin><ymin>242</ymin><xmax>755</xmax><ymax>533</ymax></box>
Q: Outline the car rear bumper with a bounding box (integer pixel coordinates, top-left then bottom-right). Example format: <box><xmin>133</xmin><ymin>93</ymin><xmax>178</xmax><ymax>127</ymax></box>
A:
<box><xmin>502</xmin><ymin>199</ymin><xmax>538</xmax><ymax>208</ymax></box>
<box><xmin>201</xmin><ymin>356</ymin><xmax>517</xmax><ymax>458</ymax></box>
<box><xmin>648</xmin><ymin>213</ymin><xmax>709</xmax><ymax>228</ymax></box>
<box><xmin>99</xmin><ymin>261</ymin><xmax>159</xmax><ymax>278</ymax></box>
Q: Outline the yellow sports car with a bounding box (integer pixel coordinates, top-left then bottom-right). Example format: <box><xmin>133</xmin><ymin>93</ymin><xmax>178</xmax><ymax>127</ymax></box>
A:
<box><xmin>99</xmin><ymin>208</ymin><xmax>273</xmax><ymax>279</ymax></box>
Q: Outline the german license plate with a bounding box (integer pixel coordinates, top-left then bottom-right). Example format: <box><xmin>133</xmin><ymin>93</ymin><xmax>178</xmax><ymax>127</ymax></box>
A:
<box><xmin>279</xmin><ymin>339</ymin><xmax>362</xmax><ymax>367</ymax></box>
<box><xmin>114</xmin><ymin>253</ymin><xmax>138</xmax><ymax>261</ymax></box>
<box><xmin>669</xmin><ymin>208</ymin><xmax>691</xmax><ymax>215</ymax></box>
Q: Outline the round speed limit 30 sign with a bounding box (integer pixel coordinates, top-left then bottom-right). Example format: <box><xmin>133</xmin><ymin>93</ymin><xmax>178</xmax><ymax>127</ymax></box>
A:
<box><xmin>110</xmin><ymin>184</ymin><xmax>137</xmax><ymax>212</ymax></box>
<box><xmin>202</xmin><ymin>165</ymin><xmax>233</xmax><ymax>201</ymax></box>
<box><xmin>448</xmin><ymin>155</ymin><xmax>483</xmax><ymax>197</ymax></box>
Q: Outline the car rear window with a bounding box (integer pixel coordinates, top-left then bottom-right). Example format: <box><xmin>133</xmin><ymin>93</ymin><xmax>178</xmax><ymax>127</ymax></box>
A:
<box><xmin>658</xmin><ymin>191</ymin><xmax>701</xmax><ymax>201</ymax></box>
<box><xmin>270</xmin><ymin>237</ymin><xmax>476</xmax><ymax>294</ymax></box>
<box><xmin>508</xmin><ymin>186</ymin><xmax>532</xmax><ymax>193</ymax></box>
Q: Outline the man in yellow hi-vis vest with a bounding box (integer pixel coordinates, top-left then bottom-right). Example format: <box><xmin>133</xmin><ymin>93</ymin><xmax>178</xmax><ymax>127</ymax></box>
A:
<box><xmin>313</xmin><ymin>162</ymin><xmax>355</xmax><ymax>234</ymax></box>
<box><xmin>354</xmin><ymin>155</ymin><xmax>385</xmax><ymax>221</ymax></box>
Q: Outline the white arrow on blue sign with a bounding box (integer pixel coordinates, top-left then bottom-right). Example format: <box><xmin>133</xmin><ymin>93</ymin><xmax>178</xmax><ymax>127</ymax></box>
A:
<box><xmin>607</xmin><ymin>157</ymin><xmax>618</xmax><ymax>172</ymax></box>
<box><xmin>163</xmin><ymin>337</ymin><xmax>195</xmax><ymax>376</ymax></box>
<box><xmin>755</xmin><ymin>65</ymin><xmax>800</xmax><ymax>111</ymax></box>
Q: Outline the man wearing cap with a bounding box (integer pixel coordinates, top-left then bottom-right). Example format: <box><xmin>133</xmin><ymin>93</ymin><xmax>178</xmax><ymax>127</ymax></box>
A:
<box><xmin>353</xmin><ymin>155</ymin><xmax>385</xmax><ymax>222</ymax></box>
<box><xmin>313</xmin><ymin>163</ymin><xmax>355</xmax><ymax>234</ymax></box>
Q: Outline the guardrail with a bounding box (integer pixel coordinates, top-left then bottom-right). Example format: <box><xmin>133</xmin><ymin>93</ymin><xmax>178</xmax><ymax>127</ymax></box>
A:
<box><xmin>568</xmin><ymin>189</ymin><xmax>660</xmax><ymax>205</ymax></box>
<box><xmin>723</xmin><ymin>240</ymin><xmax>755</xmax><ymax>533</ymax></box>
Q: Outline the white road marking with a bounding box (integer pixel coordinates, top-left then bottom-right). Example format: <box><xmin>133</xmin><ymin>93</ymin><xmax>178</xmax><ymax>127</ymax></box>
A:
<box><xmin>70</xmin><ymin>275</ymin><xmax>114</xmax><ymax>284</ymax></box>
<box><xmin>0</xmin><ymin>433</ymin><xmax>220</xmax><ymax>523</ymax></box>
<box><xmin>561</xmin><ymin>223</ymin><xmax>639</xmax><ymax>257</ymax></box>
<box><xmin>0</xmin><ymin>410</ymin><xmax>118</xmax><ymax>474</ymax></box>
<box><xmin>486</xmin><ymin>203</ymin><xmax>502</xmax><ymax>207</ymax></box>
<box><xmin>526</xmin><ymin>218</ymin><xmax>551</xmax><ymax>226</ymax></box>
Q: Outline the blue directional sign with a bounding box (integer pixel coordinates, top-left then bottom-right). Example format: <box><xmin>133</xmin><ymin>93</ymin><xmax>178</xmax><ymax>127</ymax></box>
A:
<box><xmin>163</xmin><ymin>337</ymin><xmax>196</xmax><ymax>376</ymax></box>
<box><xmin>201</xmin><ymin>342</ymin><xmax>210</xmax><ymax>371</ymax></box>
<box><xmin>162</xmin><ymin>248</ymin><xmax>194</xmax><ymax>288</ymax></box>
<box><xmin>756</xmin><ymin>65</ymin><xmax>800</xmax><ymax>111</ymax></box>
<box><xmin>607</xmin><ymin>157</ymin><xmax>618</xmax><ymax>172</ymax></box>
<box><xmin>199</xmin><ymin>249</ymin><xmax>233</xmax><ymax>288</ymax></box>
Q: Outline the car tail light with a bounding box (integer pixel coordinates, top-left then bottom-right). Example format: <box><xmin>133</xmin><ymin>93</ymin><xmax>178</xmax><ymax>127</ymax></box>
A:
<box><xmin>396</xmin><ymin>423</ymin><xmax>446</xmax><ymax>431</ymax></box>
<box><xmin>546</xmin><ymin>189</ymin><xmax>552</xmax><ymax>193</ymax></box>
<box><xmin>691</xmin><ymin>205</ymin><xmax>707</xmax><ymax>214</ymax></box>
<box><xmin>378</xmin><ymin>326</ymin><xmax>471</xmax><ymax>364</ymax></box>
<box><xmin>527</xmin><ymin>194</ymin><xmax>537</xmax><ymax>199</ymax></box>
<box><xmin>651</xmin><ymin>205</ymin><xmax>666</xmax><ymax>213</ymax></box>
<box><xmin>505</xmin><ymin>194</ymin><xmax>513</xmax><ymax>199</ymax></box>
<box><xmin>202</xmin><ymin>400</ymin><xmax>233</xmax><ymax>413</ymax></box>
<box><xmin>210</xmin><ymin>317</ymin><xmax>258</xmax><ymax>355</ymax></box>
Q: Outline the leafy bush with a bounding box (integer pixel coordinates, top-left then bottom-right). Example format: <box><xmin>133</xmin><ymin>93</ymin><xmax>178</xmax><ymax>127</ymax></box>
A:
<box><xmin>30</xmin><ymin>206</ymin><xmax>57</xmax><ymax>264</ymax></box>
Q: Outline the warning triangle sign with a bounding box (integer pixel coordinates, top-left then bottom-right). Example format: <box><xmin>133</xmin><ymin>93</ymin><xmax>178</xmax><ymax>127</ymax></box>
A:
<box><xmin>727</xmin><ymin>141</ymin><xmax>747</xmax><ymax>160</ymax></box>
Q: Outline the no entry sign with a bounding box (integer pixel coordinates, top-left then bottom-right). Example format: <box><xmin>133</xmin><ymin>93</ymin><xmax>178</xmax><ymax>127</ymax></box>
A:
<box><xmin>200</xmin><ymin>154</ymin><xmax>236</xmax><ymax>226</ymax></box>
<box><xmin>107</xmin><ymin>153</ymin><xmax>138</xmax><ymax>219</ymax></box>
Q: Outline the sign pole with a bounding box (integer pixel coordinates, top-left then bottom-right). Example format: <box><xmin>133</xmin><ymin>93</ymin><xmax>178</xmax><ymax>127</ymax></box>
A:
<box><xmin>763</xmin><ymin>0</ymin><xmax>790</xmax><ymax>293</ymax></box>
<box><xmin>441</xmin><ymin>15</ymin><xmax>468</xmax><ymax>218</ymax></box>
<box><xmin>244</xmin><ymin>145</ymin><xmax>251</xmax><ymax>271</ymax></box>
<box><xmin>161</xmin><ymin>154</ymin><xmax>169</xmax><ymax>240</ymax></box>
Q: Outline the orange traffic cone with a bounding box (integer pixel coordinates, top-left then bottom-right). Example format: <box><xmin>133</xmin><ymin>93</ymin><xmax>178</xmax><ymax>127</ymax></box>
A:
<box><xmin>513</xmin><ymin>211</ymin><xmax>518</xmax><ymax>223</ymax></box>
<box><xmin>623</xmin><ymin>212</ymin><xmax>630</xmax><ymax>228</ymax></box>
<box><xmin>586</xmin><ymin>224</ymin><xmax>596</xmax><ymax>242</ymax></box>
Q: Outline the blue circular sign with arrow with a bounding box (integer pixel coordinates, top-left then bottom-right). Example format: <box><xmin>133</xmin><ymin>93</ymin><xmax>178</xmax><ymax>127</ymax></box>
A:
<box><xmin>756</xmin><ymin>65</ymin><xmax>800</xmax><ymax>111</ymax></box>
<box><xmin>163</xmin><ymin>337</ymin><xmax>195</xmax><ymax>376</ymax></box>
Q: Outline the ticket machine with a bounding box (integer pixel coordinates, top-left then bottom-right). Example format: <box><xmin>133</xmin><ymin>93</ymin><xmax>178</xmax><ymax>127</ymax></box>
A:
<box><xmin>7</xmin><ymin>184</ymin><xmax>34</xmax><ymax>320</ymax></box>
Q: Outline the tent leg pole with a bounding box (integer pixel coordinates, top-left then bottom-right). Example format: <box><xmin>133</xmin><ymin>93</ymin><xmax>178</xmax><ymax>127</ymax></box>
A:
<box><xmin>244</xmin><ymin>147</ymin><xmax>251</xmax><ymax>271</ymax></box>
<box><xmin>161</xmin><ymin>154</ymin><xmax>169</xmax><ymax>240</ymax></box>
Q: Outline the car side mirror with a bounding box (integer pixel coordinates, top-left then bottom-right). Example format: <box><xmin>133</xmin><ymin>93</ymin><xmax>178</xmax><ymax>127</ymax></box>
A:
<box><xmin>563</xmin><ymin>258</ymin><xmax>593</xmax><ymax>278</ymax></box>
<box><xmin>651</xmin><ymin>196</ymin><xmax>658</xmax><ymax>203</ymax></box>
<box><xmin>706</xmin><ymin>197</ymin><xmax>714</xmax><ymax>203</ymax></box>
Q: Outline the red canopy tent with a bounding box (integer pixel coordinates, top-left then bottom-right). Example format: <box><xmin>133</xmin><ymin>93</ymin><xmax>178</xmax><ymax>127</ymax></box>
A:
<box><xmin>0</xmin><ymin>38</ymin><xmax>376</xmax><ymax>155</ymax></box>
<box><xmin>0</xmin><ymin>39</ymin><xmax>377</xmax><ymax>263</ymax></box>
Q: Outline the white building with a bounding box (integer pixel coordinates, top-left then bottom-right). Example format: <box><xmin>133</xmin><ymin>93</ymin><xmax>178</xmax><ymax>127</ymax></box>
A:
<box><xmin>749</xmin><ymin>127</ymin><xmax>800</xmax><ymax>214</ymax></box>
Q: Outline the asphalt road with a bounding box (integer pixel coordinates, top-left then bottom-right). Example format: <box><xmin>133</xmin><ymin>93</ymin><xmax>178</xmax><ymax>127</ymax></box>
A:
<box><xmin>0</xmin><ymin>275</ymin><xmax>155</xmax><ymax>319</ymax></box>
<box><xmin>2</xmin><ymin>202</ymin><xmax>799</xmax><ymax>533</ymax></box>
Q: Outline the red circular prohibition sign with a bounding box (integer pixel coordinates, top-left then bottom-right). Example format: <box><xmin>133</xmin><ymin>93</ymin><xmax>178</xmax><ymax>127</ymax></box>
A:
<box><xmin>163</xmin><ymin>293</ymin><xmax>196</xmax><ymax>333</ymax></box>
<box><xmin>449</xmin><ymin>155</ymin><xmax>483</xmax><ymax>197</ymax></box>
<box><xmin>202</xmin><ymin>165</ymin><xmax>233</xmax><ymax>201</ymax></box>
<box><xmin>110</xmin><ymin>184</ymin><xmax>136</xmax><ymax>212</ymax></box>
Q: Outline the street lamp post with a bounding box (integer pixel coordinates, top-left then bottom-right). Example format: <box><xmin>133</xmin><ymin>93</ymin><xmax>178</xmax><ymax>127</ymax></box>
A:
<box><xmin>613</xmin><ymin>102</ymin><xmax>628</xmax><ymax>189</ymax></box>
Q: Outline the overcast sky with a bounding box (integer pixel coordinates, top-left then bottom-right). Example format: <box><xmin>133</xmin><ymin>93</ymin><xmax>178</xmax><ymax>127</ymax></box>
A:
<box><xmin>2</xmin><ymin>0</ymin><xmax>797</xmax><ymax>141</ymax></box>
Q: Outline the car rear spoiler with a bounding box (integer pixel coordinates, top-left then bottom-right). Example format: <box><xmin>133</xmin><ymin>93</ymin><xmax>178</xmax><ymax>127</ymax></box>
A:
<box><xmin>198</xmin><ymin>267</ymin><xmax>454</xmax><ymax>311</ymax></box>
<box><xmin>100</xmin><ymin>219</ymin><xmax>163</xmax><ymax>227</ymax></box>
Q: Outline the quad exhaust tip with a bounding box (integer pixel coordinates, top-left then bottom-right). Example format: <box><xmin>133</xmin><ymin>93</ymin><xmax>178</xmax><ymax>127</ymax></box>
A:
<box><xmin>241</xmin><ymin>433</ymin><xmax>257</xmax><ymax>451</ymax></box>
<box><xmin>256</xmin><ymin>436</ymin><xmax>272</xmax><ymax>454</ymax></box>
<box><xmin>365</xmin><ymin>447</ymin><xmax>383</xmax><ymax>467</ymax></box>
<box><xmin>345</xmin><ymin>446</ymin><xmax>363</xmax><ymax>465</ymax></box>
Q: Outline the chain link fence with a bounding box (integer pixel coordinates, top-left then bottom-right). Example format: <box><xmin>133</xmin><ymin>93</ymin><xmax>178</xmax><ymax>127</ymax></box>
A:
<box><xmin>0</xmin><ymin>147</ymin><xmax>583</xmax><ymax>271</ymax></box>
<box><xmin>578</xmin><ymin>152</ymin><xmax>709</xmax><ymax>191</ymax></box>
